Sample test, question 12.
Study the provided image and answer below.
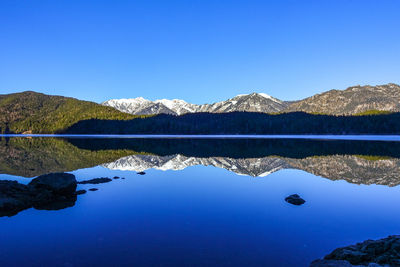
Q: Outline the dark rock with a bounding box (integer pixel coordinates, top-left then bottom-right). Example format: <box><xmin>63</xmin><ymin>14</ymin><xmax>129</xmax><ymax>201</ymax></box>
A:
<box><xmin>285</xmin><ymin>194</ymin><xmax>306</xmax><ymax>205</ymax></box>
<box><xmin>0</xmin><ymin>173</ymin><xmax>79</xmax><ymax>217</ymax></box>
<box><xmin>0</xmin><ymin>180</ymin><xmax>34</xmax><ymax>216</ymax></box>
<box><xmin>78</xmin><ymin>178</ymin><xmax>112</xmax><ymax>184</ymax></box>
<box><xmin>113</xmin><ymin>176</ymin><xmax>120</xmax><ymax>179</ymax></box>
<box><xmin>29</xmin><ymin>173</ymin><xmax>77</xmax><ymax>195</ymax></box>
<box><xmin>312</xmin><ymin>235</ymin><xmax>400</xmax><ymax>266</ymax></box>
<box><xmin>89</xmin><ymin>188</ymin><xmax>98</xmax><ymax>191</ymax></box>
<box><xmin>75</xmin><ymin>190</ymin><xmax>87</xmax><ymax>195</ymax></box>
<box><xmin>309</xmin><ymin>259</ymin><xmax>364</xmax><ymax>266</ymax></box>
<box><xmin>137</xmin><ymin>172</ymin><xmax>146</xmax><ymax>175</ymax></box>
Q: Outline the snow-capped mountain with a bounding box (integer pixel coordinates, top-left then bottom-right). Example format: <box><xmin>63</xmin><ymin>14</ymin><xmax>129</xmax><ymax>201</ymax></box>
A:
<box><xmin>197</xmin><ymin>93</ymin><xmax>288</xmax><ymax>113</ymax></box>
<box><xmin>155</xmin><ymin>99</ymin><xmax>199</xmax><ymax>114</ymax></box>
<box><xmin>102</xmin><ymin>83</ymin><xmax>400</xmax><ymax>115</ymax></box>
<box><xmin>102</xmin><ymin>97</ymin><xmax>175</xmax><ymax>115</ymax></box>
<box><xmin>102</xmin><ymin>93</ymin><xmax>288</xmax><ymax>115</ymax></box>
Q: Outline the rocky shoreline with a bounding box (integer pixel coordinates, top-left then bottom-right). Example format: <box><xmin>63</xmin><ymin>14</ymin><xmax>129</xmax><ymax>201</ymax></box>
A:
<box><xmin>311</xmin><ymin>235</ymin><xmax>400</xmax><ymax>266</ymax></box>
<box><xmin>0</xmin><ymin>173</ymin><xmax>124</xmax><ymax>217</ymax></box>
<box><xmin>0</xmin><ymin>173</ymin><xmax>78</xmax><ymax>217</ymax></box>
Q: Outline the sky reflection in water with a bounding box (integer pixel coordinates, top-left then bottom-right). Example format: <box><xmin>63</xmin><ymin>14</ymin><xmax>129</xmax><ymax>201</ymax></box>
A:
<box><xmin>1</xmin><ymin>137</ymin><xmax>400</xmax><ymax>266</ymax></box>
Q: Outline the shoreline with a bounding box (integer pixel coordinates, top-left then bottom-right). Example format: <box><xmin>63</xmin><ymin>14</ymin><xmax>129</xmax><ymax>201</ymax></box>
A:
<box><xmin>1</xmin><ymin>134</ymin><xmax>400</xmax><ymax>141</ymax></box>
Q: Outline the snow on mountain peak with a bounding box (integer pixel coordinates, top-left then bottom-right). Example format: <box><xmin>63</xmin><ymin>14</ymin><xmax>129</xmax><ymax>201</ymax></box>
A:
<box><xmin>258</xmin><ymin>92</ymin><xmax>273</xmax><ymax>99</ymax></box>
<box><xmin>103</xmin><ymin>92</ymin><xmax>287</xmax><ymax>115</ymax></box>
<box><xmin>104</xmin><ymin>97</ymin><xmax>149</xmax><ymax>104</ymax></box>
<box><xmin>154</xmin><ymin>98</ymin><xmax>198</xmax><ymax>114</ymax></box>
<box><xmin>258</xmin><ymin>93</ymin><xmax>282</xmax><ymax>104</ymax></box>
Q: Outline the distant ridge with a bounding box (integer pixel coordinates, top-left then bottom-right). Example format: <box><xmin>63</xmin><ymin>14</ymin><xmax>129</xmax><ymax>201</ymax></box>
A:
<box><xmin>102</xmin><ymin>92</ymin><xmax>287</xmax><ymax>115</ymax></box>
<box><xmin>103</xmin><ymin>83</ymin><xmax>400</xmax><ymax>115</ymax></box>
<box><xmin>285</xmin><ymin>83</ymin><xmax>400</xmax><ymax>115</ymax></box>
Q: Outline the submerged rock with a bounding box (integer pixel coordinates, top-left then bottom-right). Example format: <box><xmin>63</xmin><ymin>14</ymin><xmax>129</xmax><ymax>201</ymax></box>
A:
<box><xmin>285</xmin><ymin>194</ymin><xmax>306</xmax><ymax>205</ymax></box>
<box><xmin>78</xmin><ymin>178</ymin><xmax>112</xmax><ymax>184</ymax></box>
<box><xmin>75</xmin><ymin>190</ymin><xmax>87</xmax><ymax>195</ymax></box>
<box><xmin>311</xmin><ymin>235</ymin><xmax>400</xmax><ymax>266</ymax></box>
<box><xmin>310</xmin><ymin>259</ymin><xmax>365</xmax><ymax>266</ymax></box>
<box><xmin>137</xmin><ymin>172</ymin><xmax>146</xmax><ymax>175</ymax></box>
<box><xmin>0</xmin><ymin>173</ymin><xmax>79</xmax><ymax>217</ymax></box>
<box><xmin>113</xmin><ymin>176</ymin><xmax>120</xmax><ymax>179</ymax></box>
<box><xmin>88</xmin><ymin>188</ymin><xmax>98</xmax><ymax>191</ymax></box>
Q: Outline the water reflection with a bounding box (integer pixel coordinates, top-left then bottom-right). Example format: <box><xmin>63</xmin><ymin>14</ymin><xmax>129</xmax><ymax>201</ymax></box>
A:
<box><xmin>1</xmin><ymin>137</ymin><xmax>400</xmax><ymax>186</ymax></box>
<box><xmin>103</xmin><ymin>154</ymin><xmax>400</xmax><ymax>186</ymax></box>
<box><xmin>2</xmin><ymin>137</ymin><xmax>400</xmax><ymax>266</ymax></box>
<box><xmin>0</xmin><ymin>137</ymin><xmax>132</xmax><ymax>177</ymax></box>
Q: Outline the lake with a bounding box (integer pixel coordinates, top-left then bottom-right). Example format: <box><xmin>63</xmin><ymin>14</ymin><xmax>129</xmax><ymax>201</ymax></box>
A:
<box><xmin>1</xmin><ymin>136</ymin><xmax>400</xmax><ymax>266</ymax></box>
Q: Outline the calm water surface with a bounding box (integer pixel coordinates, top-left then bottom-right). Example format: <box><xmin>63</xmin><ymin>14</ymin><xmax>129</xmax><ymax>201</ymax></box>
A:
<box><xmin>1</xmin><ymin>136</ymin><xmax>400</xmax><ymax>266</ymax></box>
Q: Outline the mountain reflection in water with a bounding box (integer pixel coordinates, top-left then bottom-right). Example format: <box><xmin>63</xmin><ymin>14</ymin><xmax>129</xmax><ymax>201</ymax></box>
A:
<box><xmin>2</xmin><ymin>136</ymin><xmax>400</xmax><ymax>266</ymax></box>
<box><xmin>102</xmin><ymin>154</ymin><xmax>400</xmax><ymax>186</ymax></box>
<box><xmin>1</xmin><ymin>137</ymin><xmax>400</xmax><ymax>186</ymax></box>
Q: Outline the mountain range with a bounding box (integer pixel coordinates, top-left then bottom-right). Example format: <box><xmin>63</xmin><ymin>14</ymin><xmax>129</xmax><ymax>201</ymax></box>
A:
<box><xmin>102</xmin><ymin>92</ymin><xmax>287</xmax><ymax>115</ymax></box>
<box><xmin>102</xmin><ymin>83</ymin><xmax>400</xmax><ymax>115</ymax></box>
<box><xmin>1</xmin><ymin>83</ymin><xmax>400</xmax><ymax>134</ymax></box>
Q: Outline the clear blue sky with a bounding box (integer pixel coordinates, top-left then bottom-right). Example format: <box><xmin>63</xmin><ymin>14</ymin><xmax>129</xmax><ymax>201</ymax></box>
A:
<box><xmin>1</xmin><ymin>0</ymin><xmax>399</xmax><ymax>104</ymax></box>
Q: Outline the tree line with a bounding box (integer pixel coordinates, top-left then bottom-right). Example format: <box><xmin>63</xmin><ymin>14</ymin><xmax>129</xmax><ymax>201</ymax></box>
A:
<box><xmin>64</xmin><ymin>111</ymin><xmax>400</xmax><ymax>135</ymax></box>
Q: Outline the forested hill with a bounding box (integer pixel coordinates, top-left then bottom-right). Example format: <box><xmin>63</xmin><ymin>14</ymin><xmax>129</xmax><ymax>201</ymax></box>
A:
<box><xmin>2</xmin><ymin>91</ymin><xmax>400</xmax><ymax>135</ymax></box>
<box><xmin>65</xmin><ymin>112</ymin><xmax>400</xmax><ymax>135</ymax></box>
<box><xmin>0</xmin><ymin>91</ymin><xmax>139</xmax><ymax>134</ymax></box>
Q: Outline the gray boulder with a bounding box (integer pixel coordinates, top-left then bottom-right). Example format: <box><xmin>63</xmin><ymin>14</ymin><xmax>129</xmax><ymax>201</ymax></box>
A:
<box><xmin>29</xmin><ymin>173</ymin><xmax>77</xmax><ymax>195</ymax></box>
